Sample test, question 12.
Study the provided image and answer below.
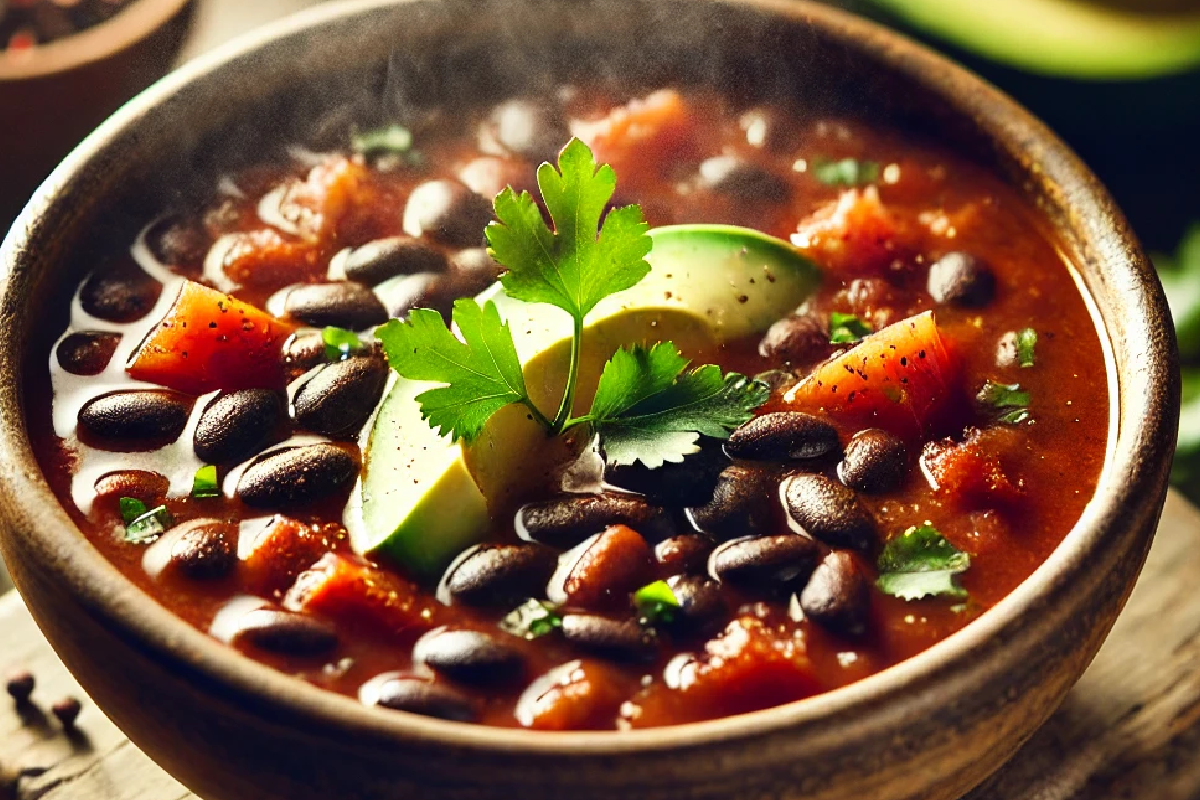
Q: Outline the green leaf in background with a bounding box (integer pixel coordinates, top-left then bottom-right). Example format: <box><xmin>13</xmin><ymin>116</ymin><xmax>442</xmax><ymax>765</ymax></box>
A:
<box><xmin>813</xmin><ymin>158</ymin><xmax>881</xmax><ymax>187</ymax></box>
<box><xmin>350</xmin><ymin>124</ymin><xmax>413</xmax><ymax>156</ymax></box>
<box><xmin>829</xmin><ymin>311</ymin><xmax>874</xmax><ymax>344</ymax></box>
<box><xmin>1155</xmin><ymin>224</ymin><xmax>1200</xmax><ymax>362</ymax></box>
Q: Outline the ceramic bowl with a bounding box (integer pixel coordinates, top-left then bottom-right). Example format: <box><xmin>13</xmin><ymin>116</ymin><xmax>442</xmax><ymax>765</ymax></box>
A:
<box><xmin>0</xmin><ymin>1</ymin><xmax>1179</xmax><ymax>799</ymax></box>
<box><xmin>0</xmin><ymin>0</ymin><xmax>195</xmax><ymax>226</ymax></box>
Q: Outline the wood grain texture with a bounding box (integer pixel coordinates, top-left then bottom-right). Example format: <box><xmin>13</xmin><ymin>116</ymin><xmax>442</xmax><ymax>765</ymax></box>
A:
<box><xmin>0</xmin><ymin>490</ymin><xmax>1197</xmax><ymax>800</ymax></box>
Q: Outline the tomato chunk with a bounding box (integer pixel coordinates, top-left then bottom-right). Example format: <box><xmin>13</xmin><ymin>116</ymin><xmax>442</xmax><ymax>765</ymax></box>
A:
<box><xmin>791</xmin><ymin>187</ymin><xmax>916</xmax><ymax>276</ymax></box>
<box><xmin>574</xmin><ymin>89</ymin><xmax>701</xmax><ymax>192</ymax></box>
<box><xmin>784</xmin><ymin>311</ymin><xmax>958</xmax><ymax>438</ymax></box>
<box><xmin>127</xmin><ymin>280</ymin><xmax>295</xmax><ymax>395</ymax></box>
<box><xmin>240</xmin><ymin>516</ymin><xmax>341</xmax><ymax>595</ymax></box>
<box><xmin>624</xmin><ymin>617</ymin><xmax>820</xmax><ymax>728</ymax></box>
<box><xmin>284</xmin><ymin>553</ymin><xmax>441</xmax><ymax>636</ymax></box>
<box><xmin>920</xmin><ymin>428</ymin><xmax>1023</xmax><ymax>509</ymax></box>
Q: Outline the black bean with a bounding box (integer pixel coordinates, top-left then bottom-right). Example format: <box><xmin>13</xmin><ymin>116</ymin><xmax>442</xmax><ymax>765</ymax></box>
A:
<box><xmin>698</xmin><ymin>155</ymin><xmax>790</xmax><ymax>202</ymax></box>
<box><xmin>780</xmin><ymin>473</ymin><xmax>876</xmax><ymax>553</ymax></box>
<box><xmin>604</xmin><ymin>441</ymin><xmax>729</xmax><ymax>507</ymax></box>
<box><xmin>560</xmin><ymin>614</ymin><xmax>655</xmax><ymax>660</ymax></box>
<box><xmin>79</xmin><ymin>267</ymin><xmax>161</xmax><ymax>323</ymax></box>
<box><xmin>726</xmin><ymin>412</ymin><xmax>840</xmax><ymax>461</ymax></box>
<box><xmin>927</xmin><ymin>252</ymin><xmax>995</xmax><ymax>307</ymax></box>
<box><xmin>799</xmin><ymin>551</ymin><xmax>872</xmax><ymax>638</ymax></box>
<box><xmin>837</xmin><ymin>429</ymin><xmax>908</xmax><ymax>493</ymax></box>
<box><xmin>292</xmin><ymin>354</ymin><xmax>388</xmax><ymax>438</ymax></box>
<box><xmin>280</xmin><ymin>330</ymin><xmax>328</xmax><ymax>376</ymax></box>
<box><xmin>708</xmin><ymin>534</ymin><xmax>821</xmax><ymax>591</ymax></box>
<box><xmin>450</xmin><ymin>247</ymin><xmax>502</xmax><ymax>284</ymax></box>
<box><xmin>371</xmin><ymin>676</ymin><xmax>478</xmax><ymax>722</ymax></box>
<box><xmin>341</xmin><ymin>236</ymin><xmax>448</xmax><ymax>286</ymax></box>
<box><xmin>759</xmin><ymin>314</ymin><xmax>828</xmax><ymax>364</ymax></box>
<box><xmin>516</xmin><ymin>492</ymin><xmax>673</xmax><ymax>548</ymax></box>
<box><xmin>413</xmin><ymin>628</ymin><xmax>526</xmax><ymax>684</ymax></box>
<box><xmin>56</xmin><ymin>331</ymin><xmax>121</xmax><ymax>375</ymax></box>
<box><xmin>94</xmin><ymin>470</ymin><xmax>169</xmax><ymax>504</ymax></box>
<box><xmin>274</xmin><ymin>282</ymin><xmax>388</xmax><ymax>330</ymax></box>
<box><xmin>143</xmin><ymin>518</ymin><xmax>238</xmax><ymax>581</ymax></box>
<box><xmin>438</xmin><ymin>543</ymin><xmax>558</xmax><ymax>607</ymax></box>
<box><xmin>686</xmin><ymin>465</ymin><xmax>779</xmax><ymax>540</ymax></box>
<box><xmin>146</xmin><ymin>214</ymin><xmax>209</xmax><ymax>269</ymax></box>
<box><xmin>403</xmin><ymin>180</ymin><xmax>493</xmax><ymax>248</ymax></box>
<box><xmin>230</xmin><ymin>608</ymin><xmax>339</xmax><ymax>656</ymax></box>
<box><xmin>78</xmin><ymin>390</ymin><xmax>191</xmax><ymax>448</ymax></box>
<box><xmin>698</xmin><ymin>152</ymin><xmax>785</xmax><ymax>197</ymax></box>
<box><xmin>654</xmin><ymin>534</ymin><xmax>716</xmax><ymax>575</ymax></box>
<box><xmin>483</xmin><ymin>98</ymin><xmax>570</xmax><ymax>161</ymax></box>
<box><xmin>235</xmin><ymin>444</ymin><xmax>357</xmax><ymax>509</ymax></box>
<box><xmin>374</xmin><ymin>272</ymin><xmax>443</xmax><ymax>319</ymax></box>
<box><xmin>663</xmin><ymin>574</ymin><xmax>728</xmax><ymax>635</ymax></box>
<box><xmin>5</xmin><ymin>670</ymin><xmax>35</xmax><ymax>703</ymax></box>
<box><xmin>194</xmin><ymin>389</ymin><xmax>284</xmax><ymax>464</ymax></box>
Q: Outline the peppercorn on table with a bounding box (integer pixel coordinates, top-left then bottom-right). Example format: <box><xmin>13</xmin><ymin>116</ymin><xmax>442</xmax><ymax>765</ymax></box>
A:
<box><xmin>1</xmin><ymin>489</ymin><xmax>1197</xmax><ymax>800</ymax></box>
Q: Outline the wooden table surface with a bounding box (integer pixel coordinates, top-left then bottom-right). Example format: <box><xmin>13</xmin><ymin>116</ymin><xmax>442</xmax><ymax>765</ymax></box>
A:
<box><xmin>1</xmin><ymin>489</ymin><xmax>1198</xmax><ymax>799</ymax></box>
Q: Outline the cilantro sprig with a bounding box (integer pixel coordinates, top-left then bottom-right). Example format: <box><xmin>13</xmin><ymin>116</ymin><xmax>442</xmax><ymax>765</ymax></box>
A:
<box><xmin>977</xmin><ymin>380</ymin><xmax>1032</xmax><ymax>425</ymax></box>
<box><xmin>876</xmin><ymin>524</ymin><xmax>970</xmax><ymax>600</ymax></box>
<box><xmin>377</xmin><ymin>139</ymin><xmax>769</xmax><ymax>468</ymax></box>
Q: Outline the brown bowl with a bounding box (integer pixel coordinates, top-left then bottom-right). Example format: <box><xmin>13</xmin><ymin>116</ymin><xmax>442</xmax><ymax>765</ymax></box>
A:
<box><xmin>0</xmin><ymin>1</ymin><xmax>1180</xmax><ymax>799</ymax></box>
<box><xmin>0</xmin><ymin>0</ymin><xmax>195</xmax><ymax>227</ymax></box>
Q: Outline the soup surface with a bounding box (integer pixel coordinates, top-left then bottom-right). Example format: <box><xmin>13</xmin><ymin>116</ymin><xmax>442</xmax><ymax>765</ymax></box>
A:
<box><xmin>26</xmin><ymin>87</ymin><xmax>1109</xmax><ymax>730</ymax></box>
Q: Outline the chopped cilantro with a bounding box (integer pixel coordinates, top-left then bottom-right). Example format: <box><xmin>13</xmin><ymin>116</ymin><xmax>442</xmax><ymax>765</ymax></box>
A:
<box><xmin>876</xmin><ymin>524</ymin><xmax>970</xmax><ymax>600</ymax></box>
<box><xmin>634</xmin><ymin>579</ymin><xmax>680</xmax><ymax>624</ymax></box>
<box><xmin>500</xmin><ymin>599</ymin><xmax>563</xmax><ymax>639</ymax></box>
<box><xmin>813</xmin><ymin>158</ymin><xmax>880</xmax><ymax>187</ymax></box>
<box><xmin>977</xmin><ymin>380</ymin><xmax>1032</xmax><ymax>424</ymax></box>
<box><xmin>829</xmin><ymin>312</ymin><xmax>873</xmax><ymax>344</ymax></box>
<box><xmin>1016</xmin><ymin>327</ymin><xmax>1037</xmax><ymax>368</ymax></box>
<box><xmin>191</xmin><ymin>465</ymin><xmax>220</xmax><ymax>499</ymax></box>
<box><xmin>124</xmin><ymin>504</ymin><xmax>173</xmax><ymax>544</ymax></box>
<box><xmin>350</xmin><ymin>124</ymin><xmax>413</xmax><ymax>156</ymax></box>
<box><xmin>322</xmin><ymin>326</ymin><xmax>362</xmax><ymax>361</ymax></box>
<box><xmin>378</xmin><ymin>138</ymin><xmax>769</xmax><ymax>462</ymax></box>
<box><xmin>119</xmin><ymin>496</ymin><xmax>147</xmax><ymax>525</ymax></box>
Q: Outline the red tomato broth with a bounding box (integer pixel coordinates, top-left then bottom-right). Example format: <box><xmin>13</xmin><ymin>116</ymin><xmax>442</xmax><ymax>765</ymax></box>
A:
<box><xmin>22</xmin><ymin>87</ymin><xmax>1108</xmax><ymax>730</ymax></box>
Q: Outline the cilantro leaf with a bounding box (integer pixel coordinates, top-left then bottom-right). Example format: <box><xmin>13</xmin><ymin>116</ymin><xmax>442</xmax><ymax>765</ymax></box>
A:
<box><xmin>589</xmin><ymin>341</ymin><xmax>690</xmax><ymax>421</ymax></box>
<box><xmin>829</xmin><ymin>311</ymin><xmax>873</xmax><ymax>344</ymax></box>
<box><xmin>592</xmin><ymin>355</ymin><xmax>770</xmax><ymax>468</ymax></box>
<box><xmin>1016</xmin><ymin>327</ymin><xmax>1037</xmax><ymax>368</ymax></box>
<box><xmin>486</xmin><ymin>138</ymin><xmax>652</xmax><ymax>321</ymax></box>
<box><xmin>634</xmin><ymin>579</ymin><xmax>680</xmax><ymax>625</ymax></box>
<box><xmin>377</xmin><ymin>299</ymin><xmax>544</xmax><ymax>442</ymax></box>
<box><xmin>813</xmin><ymin>158</ymin><xmax>880</xmax><ymax>187</ymax></box>
<box><xmin>322</xmin><ymin>326</ymin><xmax>362</xmax><ymax>361</ymax></box>
<box><xmin>876</xmin><ymin>524</ymin><xmax>970</xmax><ymax>601</ymax></box>
<box><xmin>191</xmin><ymin>465</ymin><xmax>220</xmax><ymax>499</ymax></box>
<box><xmin>977</xmin><ymin>380</ymin><xmax>1032</xmax><ymax>425</ymax></box>
<box><xmin>124</xmin><ymin>504</ymin><xmax>173</xmax><ymax>544</ymax></box>
<box><xmin>500</xmin><ymin>599</ymin><xmax>563</xmax><ymax>639</ymax></box>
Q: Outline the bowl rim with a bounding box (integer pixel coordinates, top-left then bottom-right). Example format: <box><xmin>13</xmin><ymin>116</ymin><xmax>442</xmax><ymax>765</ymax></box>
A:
<box><xmin>0</xmin><ymin>0</ymin><xmax>1178</xmax><ymax>755</ymax></box>
<box><xmin>0</xmin><ymin>0</ymin><xmax>192</xmax><ymax>81</ymax></box>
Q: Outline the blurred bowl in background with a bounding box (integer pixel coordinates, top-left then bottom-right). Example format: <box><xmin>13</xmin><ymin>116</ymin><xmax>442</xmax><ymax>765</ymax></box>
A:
<box><xmin>0</xmin><ymin>0</ymin><xmax>195</xmax><ymax>228</ymax></box>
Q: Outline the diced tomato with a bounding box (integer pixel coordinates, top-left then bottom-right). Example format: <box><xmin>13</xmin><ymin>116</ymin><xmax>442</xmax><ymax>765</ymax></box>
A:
<box><xmin>624</xmin><ymin>617</ymin><xmax>820</xmax><ymax>728</ymax></box>
<box><xmin>573</xmin><ymin>90</ymin><xmax>701</xmax><ymax>190</ymax></box>
<box><xmin>240</xmin><ymin>516</ymin><xmax>341</xmax><ymax>595</ymax></box>
<box><xmin>214</xmin><ymin>229</ymin><xmax>327</xmax><ymax>288</ymax></box>
<box><xmin>920</xmin><ymin>428</ymin><xmax>1022</xmax><ymax>509</ymax></box>
<box><xmin>784</xmin><ymin>311</ymin><xmax>959</xmax><ymax>438</ymax></box>
<box><xmin>791</xmin><ymin>187</ymin><xmax>916</xmax><ymax>276</ymax></box>
<box><xmin>127</xmin><ymin>280</ymin><xmax>295</xmax><ymax>395</ymax></box>
<box><xmin>517</xmin><ymin>659</ymin><xmax>632</xmax><ymax>731</ymax></box>
<box><xmin>283</xmin><ymin>553</ymin><xmax>442</xmax><ymax>636</ymax></box>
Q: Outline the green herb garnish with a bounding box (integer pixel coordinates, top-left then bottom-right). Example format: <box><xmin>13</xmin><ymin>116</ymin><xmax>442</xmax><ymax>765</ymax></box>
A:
<box><xmin>1016</xmin><ymin>327</ymin><xmax>1037</xmax><ymax>368</ymax></box>
<box><xmin>813</xmin><ymin>158</ymin><xmax>880</xmax><ymax>187</ymax></box>
<box><xmin>350</xmin><ymin>124</ymin><xmax>413</xmax><ymax>156</ymax></box>
<box><xmin>121</xmin><ymin>500</ymin><xmax>173</xmax><ymax>544</ymax></box>
<box><xmin>633</xmin><ymin>579</ymin><xmax>681</xmax><ymax>624</ymax></box>
<box><xmin>500</xmin><ymin>599</ymin><xmax>563</xmax><ymax>639</ymax></box>
<box><xmin>876</xmin><ymin>524</ymin><xmax>970</xmax><ymax>600</ymax></box>
<box><xmin>829</xmin><ymin>312</ymin><xmax>873</xmax><ymax>344</ymax></box>
<box><xmin>977</xmin><ymin>380</ymin><xmax>1032</xmax><ymax>424</ymax></box>
<box><xmin>377</xmin><ymin>138</ymin><xmax>769</xmax><ymax>467</ymax></box>
<box><xmin>322</xmin><ymin>326</ymin><xmax>362</xmax><ymax>361</ymax></box>
<box><xmin>191</xmin><ymin>465</ymin><xmax>220</xmax><ymax>499</ymax></box>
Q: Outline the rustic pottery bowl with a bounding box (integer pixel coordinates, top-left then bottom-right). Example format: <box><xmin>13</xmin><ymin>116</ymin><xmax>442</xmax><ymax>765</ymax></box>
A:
<box><xmin>0</xmin><ymin>0</ymin><xmax>195</xmax><ymax>227</ymax></box>
<box><xmin>0</xmin><ymin>1</ymin><xmax>1180</xmax><ymax>799</ymax></box>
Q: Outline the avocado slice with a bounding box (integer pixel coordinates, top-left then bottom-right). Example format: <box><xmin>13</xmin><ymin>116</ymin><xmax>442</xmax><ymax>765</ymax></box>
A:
<box><xmin>862</xmin><ymin>0</ymin><xmax>1200</xmax><ymax>79</ymax></box>
<box><xmin>347</xmin><ymin>224</ymin><xmax>820</xmax><ymax>576</ymax></box>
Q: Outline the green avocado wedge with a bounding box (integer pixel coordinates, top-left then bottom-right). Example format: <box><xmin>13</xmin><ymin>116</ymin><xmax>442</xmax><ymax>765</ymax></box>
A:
<box><xmin>863</xmin><ymin>0</ymin><xmax>1200</xmax><ymax>79</ymax></box>
<box><xmin>347</xmin><ymin>224</ymin><xmax>820</xmax><ymax>577</ymax></box>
